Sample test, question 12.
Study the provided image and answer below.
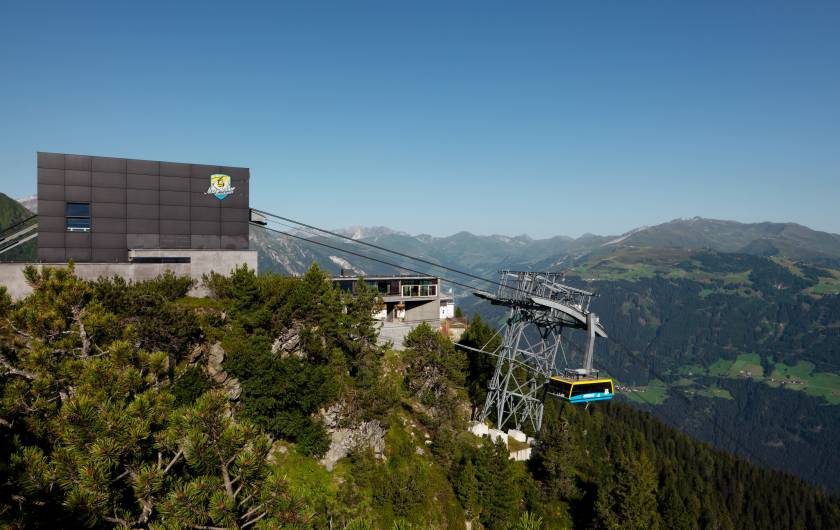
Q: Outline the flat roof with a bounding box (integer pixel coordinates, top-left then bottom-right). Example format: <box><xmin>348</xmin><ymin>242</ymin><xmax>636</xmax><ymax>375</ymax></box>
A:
<box><xmin>37</xmin><ymin>151</ymin><xmax>249</xmax><ymax>171</ymax></box>
<box><xmin>331</xmin><ymin>275</ymin><xmax>438</xmax><ymax>281</ymax></box>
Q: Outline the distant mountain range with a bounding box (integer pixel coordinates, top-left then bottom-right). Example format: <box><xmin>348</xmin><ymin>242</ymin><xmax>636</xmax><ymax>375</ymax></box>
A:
<box><xmin>607</xmin><ymin>216</ymin><xmax>840</xmax><ymax>260</ymax></box>
<box><xmin>16</xmin><ymin>195</ymin><xmax>37</xmax><ymax>214</ymax></box>
<box><xmin>252</xmin><ymin>216</ymin><xmax>840</xmax><ymax>277</ymax></box>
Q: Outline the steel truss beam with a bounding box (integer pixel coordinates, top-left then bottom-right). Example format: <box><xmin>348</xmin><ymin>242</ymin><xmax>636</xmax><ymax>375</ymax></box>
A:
<box><xmin>476</xmin><ymin>271</ymin><xmax>605</xmax><ymax>435</ymax></box>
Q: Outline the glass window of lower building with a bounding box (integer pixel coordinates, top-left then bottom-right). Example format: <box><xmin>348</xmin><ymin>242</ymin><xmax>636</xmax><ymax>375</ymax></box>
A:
<box><xmin>401</xmin><ymin>281</ymin><xmax>437</xmax><ymax>297</ymax></box>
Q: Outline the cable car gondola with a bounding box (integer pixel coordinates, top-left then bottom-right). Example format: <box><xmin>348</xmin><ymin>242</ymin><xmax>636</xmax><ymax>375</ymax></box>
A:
<box><xmin>549</xmin><ymin>370</ymin><xmax>614</xmax><ymax>403</ymax></box>
<box><xmin>548</xmin><ymin>312</ymin><xmax>614</xmax><ymax>404</ymax></box>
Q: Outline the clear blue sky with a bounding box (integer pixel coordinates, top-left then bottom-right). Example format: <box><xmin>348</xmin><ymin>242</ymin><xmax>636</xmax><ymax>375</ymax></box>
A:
<box><xmin>1</xmin><ymin>1</ymin><xmax>838</xmax><ymax>238</ymax></box>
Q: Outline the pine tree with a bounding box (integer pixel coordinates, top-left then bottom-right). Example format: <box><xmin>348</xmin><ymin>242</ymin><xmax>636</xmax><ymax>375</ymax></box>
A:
<box><xmin>535</xmin><ymin>410</ymin><xmax>580</xmax><ymax>501</ymax></box>
<box><xmin>454</xmin><ymin>459</ymin><xmax>480</xmax><ymax>520</ymax></box>
<box><xmin>593</xmin><ymin>452</ymin><xmax>660</xmax><ymax>530</ymax></box>
<box><xmin>159</xmin><ymin>390</ymin><xmax>312</xmax><ymax>527</ymax></box>
<box><xmin>1</xmin><ymin>267</ymin><xmax>313</xmax><ymax>527</ymax></box>
<box><xmin>659</xmin><ymin>481</ymin><xmax>697</xmax><ymax>530</ymax></box>
<box><xmin>474</xmin><ymin>440</ymin><xmax>520</xmax><ymax>530</ymax></box>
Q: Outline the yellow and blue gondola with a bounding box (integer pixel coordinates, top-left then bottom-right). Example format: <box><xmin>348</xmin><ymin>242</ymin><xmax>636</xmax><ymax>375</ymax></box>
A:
<box><xmin>549</xmin><ymin>376</ymin><xmax>614</xmax><ymax>404</ymax></box>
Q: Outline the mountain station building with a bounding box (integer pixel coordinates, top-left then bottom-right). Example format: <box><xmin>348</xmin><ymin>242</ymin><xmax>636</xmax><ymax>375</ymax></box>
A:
<box><xmin>0</xmin><ymin>152</ymin><xmax>257</xmax><ymax>299</ymax></box>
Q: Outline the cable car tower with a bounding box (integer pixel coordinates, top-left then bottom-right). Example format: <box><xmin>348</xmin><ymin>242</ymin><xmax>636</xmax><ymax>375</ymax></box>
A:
<box><xmin>473</xmin><ymin>271</ymin><xmax>608</xmax><ymax>435</ymax></box>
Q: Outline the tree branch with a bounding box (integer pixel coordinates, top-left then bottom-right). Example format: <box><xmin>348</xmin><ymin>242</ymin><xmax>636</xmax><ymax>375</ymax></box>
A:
<box><xmin>220</xmin><ymin>462</ymin><xmax>234</xmax><ymax>500</ymax></box>
<box><xmin>237</xmin><ymin>492</ymin><xmax>254</xmax><ymax>507</ymax></box>
<box><xmin>241</xmin><ymin>511</ymin><xmax>267</xmax><ymax>528</ymax></box>
<box><xmin>240</xmin><ymin>502</ymin><xmax>265</xmax><ymax>521</ymax></box>
<box><xmin>162</xmin><ymin>449</ymin><xmax>183</xmax><ymax>475</ymax></box>
<box><xmin>73</xmin><ymin>307</ymin><xmax>91</xmax><ymax>358</ymax></box>
<box><xmin>0</xmin><ymin>354</ymin><xmax>36</xmax><ymax>380</ymax></box>
<box><xmin>112</xmin><ymin>468</ymin><xmax>131</xmax><ymax>483</ymax></box>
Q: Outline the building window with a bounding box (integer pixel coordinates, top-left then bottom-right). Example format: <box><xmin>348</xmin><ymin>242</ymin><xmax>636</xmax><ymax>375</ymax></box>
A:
<box><xmin>401</xmin><ymin>283</ymin><xmax>437</xmax><ymax>297</ymax></box>
<box><xmin>66</xmin><ymin>202</ymin><xmax>91</xmax><ymax>232</ymax></box>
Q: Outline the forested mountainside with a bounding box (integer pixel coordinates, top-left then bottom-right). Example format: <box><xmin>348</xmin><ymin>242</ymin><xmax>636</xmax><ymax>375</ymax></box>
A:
<box><xmin>1</xmin><ymin>265</ymin><xmax>838</xmax><ymax>529</ymax></box>
<box><xmin>0</xmin><ymin>194</ymin><xmax>31</xmax><ymax>230</ymax></box>
<box><xmin>580</xmin><ymin>248</ymin><xmax>840</xmax><ymax>493</ymax></box>
<box><xmin>252</xmin><ymin>218</ymin><xmax>840</xmax><ymax>493</ymax></box>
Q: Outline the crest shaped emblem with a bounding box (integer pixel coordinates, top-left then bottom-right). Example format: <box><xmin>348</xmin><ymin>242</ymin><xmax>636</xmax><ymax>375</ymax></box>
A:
<box><xmin>206</xmin><ymin>174</ymin><xmax>235</xmax><ymax>200</ymax></box>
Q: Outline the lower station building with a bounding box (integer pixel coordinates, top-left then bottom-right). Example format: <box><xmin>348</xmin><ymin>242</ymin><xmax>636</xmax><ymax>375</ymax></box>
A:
<box><xmin>331</xmin><ymin>274</ymin><xmax>444</xmax><ymax>323</ymax></box>
<box><xmin>331</xmin><ymin>273</ymin><xmax>459</xmax><ymax>347</ymax></box>
<box><xmin>0</xmin><ymin>152</ymin><xmax>257</xmax><ymax>299</ymax></box>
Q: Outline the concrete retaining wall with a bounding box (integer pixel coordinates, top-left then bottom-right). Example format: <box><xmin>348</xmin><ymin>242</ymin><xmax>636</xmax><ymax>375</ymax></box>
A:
<box><xmin>0</xmin><ymin>249</ymin><xmax>257</xmax><ymax>300</ymax></box>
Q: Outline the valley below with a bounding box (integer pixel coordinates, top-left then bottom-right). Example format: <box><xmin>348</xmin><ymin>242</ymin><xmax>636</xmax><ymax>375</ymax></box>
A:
<box><xmin>252</xmin><ymin>216</ymin><xmax>840</xmax><ymax>493</ymax></box>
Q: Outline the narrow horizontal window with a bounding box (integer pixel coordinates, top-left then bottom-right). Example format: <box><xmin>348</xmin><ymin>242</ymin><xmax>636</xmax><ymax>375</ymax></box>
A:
<box><xmin>129</xmin><ymin>257</ymin><xmax>191</xmax><ymax>264</ymax></box>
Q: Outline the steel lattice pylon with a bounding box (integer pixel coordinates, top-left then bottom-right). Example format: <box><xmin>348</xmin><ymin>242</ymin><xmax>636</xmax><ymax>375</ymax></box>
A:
<box><xmin>474</xmin><ymin>271</ymin><xmax>607</xmax><ymax>435</ymax></box>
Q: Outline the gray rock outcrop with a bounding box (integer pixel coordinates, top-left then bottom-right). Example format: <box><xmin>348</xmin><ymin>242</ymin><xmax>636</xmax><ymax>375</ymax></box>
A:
<box><xmin>207</xmin><ymin>342</ymin><xmax>242</xmax><ymax>400</ymax></box>
<box><xmin>271</xmin><ymin>325</ymin><xmax>304</xmax><ymax>359</ymax></box>
<box><xmin>319</xmin><ymin>403</ymin><xmax>386</xmax><ymax>471</ymax></box>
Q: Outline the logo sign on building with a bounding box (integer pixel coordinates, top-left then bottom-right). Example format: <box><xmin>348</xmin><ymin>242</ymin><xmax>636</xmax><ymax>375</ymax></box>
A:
<box><xmin>206</xmin><ymin>174</ymin><xmax>235</xmax><ymax>200</ymax></box>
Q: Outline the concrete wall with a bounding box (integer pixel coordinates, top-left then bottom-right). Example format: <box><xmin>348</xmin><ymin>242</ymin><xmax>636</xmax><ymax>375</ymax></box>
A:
<box><xmin>404</xmin><ymin>299</ymin><xmax>441</xmax><ymax>322</ymax></box>
<box><xmin>36</xmin><ymin>152</ymin><xmax>250</xmax><ymax>262</ymax></box>
<box><xmin>0</xmin><ymin>250</ymin><xmax>257</xmax><ymax>300</ymax></box>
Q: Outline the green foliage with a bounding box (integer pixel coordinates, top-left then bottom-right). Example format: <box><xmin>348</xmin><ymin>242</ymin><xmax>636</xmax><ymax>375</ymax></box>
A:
<box><xmin>459</xmin><ymin>313</ymin><xmax>502</xmax><ymax>408</ymax></box>
<box><xmin>533</xmin><ymin>402</ymin><xmax>580</xmax><ymax>501</ymax></box>
<box><xmin>222</xmin><ymin>328</ymin><xmax>337</xmax><ymax>457</ymax></box>
<box><xmin>91</xmin><ymin>271</ymin><xmax>200</xmax><ymax>378</ymax></box>
<box><xmin>171</xmin><ymin>365</ymin><xmax>217</xmax><ymax>406</ymax></box>
<box><xmin>3</xmin><ymin>262</ymin><xmax>840</xmax><ymax>530</ymax></box>
<box><xmin>0</xmin><ymin>286</ymin><xmax>11</xmax><ymax>318</ymax></box>
<box><xmin>474</xmin><ymin>439</ymin><xmax>520</xmax><ymax>529</ymax></box>
<box><xmin>404</xmin><ymin>322</ymin><xmax>467</xmax><ymax>401</ymax></box>
<box><xmin>509</xmin><ymin>512</ymin><xmax>544</xmax><ymax>530</ymax></box>
<box><xmin>159</xmin><ymin>390</ymin><xmax>312</xmax><ymax>528</ymax></box>
<box><xmin>593</xmin><ymin>451</ymin><xmax>660</xmax><ymax>530</ymax></box>
<box><xmin>344</xmin><ymin>518</ymin><xmax>374</xmax><ymax>530</ymax></box>
<box><xmin>0</xmin><ymin>267</ymin><xmax>313</xmax><ymax>527</ymax></box>
<box><xmin>454</xmin><ymin>458</ymin><xmax>480</xmax><ymax>518</ymax></box>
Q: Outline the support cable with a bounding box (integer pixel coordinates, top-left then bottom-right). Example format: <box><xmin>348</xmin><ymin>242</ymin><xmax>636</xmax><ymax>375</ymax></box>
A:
<box><xmin>251</xmin><ymin>209</ymin><xmax>809</xmax><ymax>474</ymax></box>
<box><xmin>252</xmin><ymin>222</ymin><xmax>481</xmax><ymax>292</ymax></box>
<box><xmin>260</xmin><ymin>217</ymin><xmax>430</xmax><ymax>277</ymax></box>
<box><xmin>0</xmin><ymin>214</ymin><xmax>38</xmax><ymax>238</ymax></box>
<box><xmin>253</xmin><ymin>208</ymin><xmax>527</xmax><ymax>293</ymax></box>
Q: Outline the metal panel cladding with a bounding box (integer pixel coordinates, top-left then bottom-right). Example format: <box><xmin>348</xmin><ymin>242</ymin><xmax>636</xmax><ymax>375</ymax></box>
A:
<box><xmin>36</xmin><ymin>152</ymin><xmax>250</xmax><ymax>262</ymax></box>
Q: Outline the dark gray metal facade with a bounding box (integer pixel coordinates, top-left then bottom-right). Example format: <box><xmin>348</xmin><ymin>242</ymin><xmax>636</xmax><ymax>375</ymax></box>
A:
<box><xmin>36</xmin><ymin>152</ymin><xmax>250</xmax><ymax>262</ymax></box>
